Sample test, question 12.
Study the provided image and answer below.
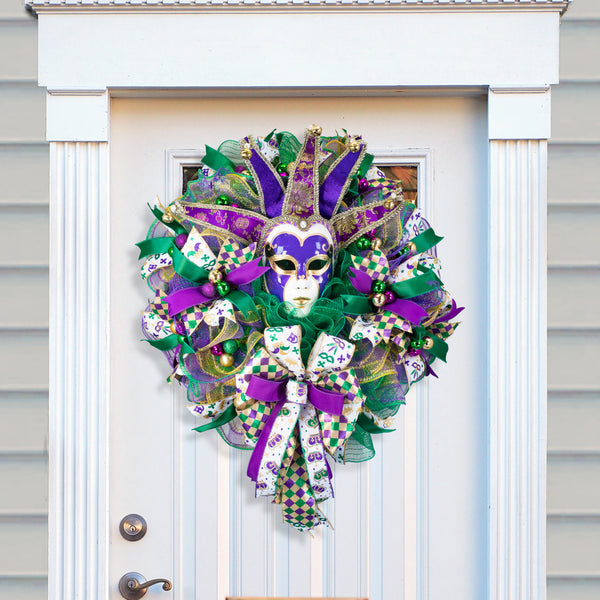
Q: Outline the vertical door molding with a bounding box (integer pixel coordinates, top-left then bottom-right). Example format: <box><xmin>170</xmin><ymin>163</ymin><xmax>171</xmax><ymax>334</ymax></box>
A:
<box><xmin>488</xmin><ymin>88</ymin><xmax>549</xmax><ymax>600</ymax></box>
<box><xmin>48</xmin><ymin>92</ymin><xmax>110</xmax><ymax>600</ymax></box>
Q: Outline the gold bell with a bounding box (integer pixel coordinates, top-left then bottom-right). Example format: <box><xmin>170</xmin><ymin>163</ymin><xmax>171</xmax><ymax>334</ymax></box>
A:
<box><xmin>219</xmin><ymin>353</ymin><xmax>234</xmax><ymax>368</ymax></box>
<box><xmin>371</xmin><ymin>237</ymin><xmax>382</xmax><ymax>251</ymax></box>
<box><xmin>383</xmin><ymin>200</ymin><xmax>396</xmax><ymax>210</ymax></box>
<box><xmin>348</xmin><ymin>138</ymin><xmax>361</xmax><ymax>153</ymax></box>
<box><xmin>309</xmin><ymin>124</ymin><xmax>322</xmax><ymax>136</ymax></box>
<box><xmin>162</xmin><ymin>208</ymin><xmax>174</xmax><ymax>223</ymax></box>
<box><xmin>208</xmin><ymin>269</ymin><xmax>223</xmax><ymax>284</ymax></box>
<box><xmin>423</xmin><ymin>337</ymin><xmax>434</xmax><ymax>350</ymax></box>
<box><xmin>241</xmin><ymin>146</ymin><xmax>252</xmax><ymax>160</ymax></box>
<box><xmin>372</xmin><ymin>292</ymin><xmax>386</xmax><ymax>308</ymax></box>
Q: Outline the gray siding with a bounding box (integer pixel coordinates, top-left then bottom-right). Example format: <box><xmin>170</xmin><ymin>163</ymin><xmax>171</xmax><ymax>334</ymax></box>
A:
<box><xmin>547</xmin><ymin>1</ymin><xmax>600</xmax><ymax>598</ymax></box>
<box><xmin>1</xmin><ymin>0</ymin><xmax>597</xmax><ymax>598</ymax></box>
<box><xmin>0</xmin><ymin>1</ymin><xmax>49</xmax><ymax>598</ymax></box>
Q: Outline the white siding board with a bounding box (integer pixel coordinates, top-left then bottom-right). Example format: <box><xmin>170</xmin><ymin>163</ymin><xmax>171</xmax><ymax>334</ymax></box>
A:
<box><xmin>551</xmin><ymin>83</ymin><xmax>600</xmax><ymax>142</ymax></box>
<box><xmin>560</xmin><ymin>21</ymin><xmax>600</xmax><ymax>81</ymax></box>
<box><xmin>0</xmin><ymin>22</ymin><xmax>37</xmax><ymax>82</ymax></box>
<box><xmin>548</xmin><ymin>144</ymin><xmax>600</xmax><ymax>205</ymax></box>
<box><xmin>0</xmin><ymin>578</ymin><xmax>48</xmax><ymax>600</ymax></box>
<box><xmin>0</xmin><ymin>331</ymin><xmax>49</xmax><ymax>391</ymax></box>
<box><xmin>547</xmin><ymin>517</ymin><xmax>600</xmax><ymax>575</ymax></box>
<box><xmin>548</xmin><ymin>456</ymin><xmax>600</xmax><ymax>514</ymax></box>
<box><xmin>0</xmin><ymin>519</ymin><xmax>47</xmax><ymax>576</ymax></box>
<box><xmin>0</xmin><ymin>392</ymin><xmax>48</xmax><ymax>454</ymax></box>
<box><xmin>548</xmin><ymin>331</ymin><xmax>600</xmax><ymax>390</ymax></box>
<box><xmin>562</xmin><ymin>0</ymin><xmax>600</xmax><ymax>20</ymax></box>
<box><xmin>0</xmin><ymin>83</ymin><xmax>46</xmax><ymax>143</ymax></box>
<box><xmin>548</xmin><ymin>268</ymin><xmax>600</xmax><ymax>328</ymax></box>
<box><xmin>548</xmin><ymin>206</ymin><xmax>600</xmax><ymax>266</ymax></box>
<box><xmin>0</xmin><ymin>206</ymin><xmax>48</xmax><ymax>267</ymax></box>
<box><xmin>0</xmin><ymin>458</ymin><xmax>48</xmax><ymax>514</ymax></box>
<box><xmin>0</xmin><ymin>268</ymin><xmax>49</xmax><ymax>328</ymax></box>
<box><xmin>0</xmin><ymin>144</ymin><xmax>49</xmax><ymax>205</ymax></box>
<box><xmin>548</xmin><ymin>392</ymin><xmax>600</xmax><ymax>452</ymax></box>
<box><xmin>548</xmin><ymin>579</ymin><xmax>600</xmax><ymax>600</ymax></box>
<box><xmin>0</xmin><ymin>0</ymin><xmax>32</xmax><ymax>19</ymax></box>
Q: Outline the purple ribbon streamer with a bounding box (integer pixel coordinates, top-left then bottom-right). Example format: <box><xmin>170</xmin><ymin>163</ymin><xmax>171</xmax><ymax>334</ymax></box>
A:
<box><xmin>245</xmin><ymin>374</ymin><xmax>344</xmax><ymax>483</ymax></box>
<box><xmin>165</xmin><ymin>259</ymin><xmax>268</xmax><ymax>316</ymax></box>
<box><xmin>384</xmin><ymin>299</ymin><xmax>428</xmax><ymax>326</ymax></box>
<box><xmin>349</xmin><ymin>267</ymin><xmax>374</xmax><ymax>294</ymax></box>
<box><xmin>166</xmin><ymin>287</ymin><xmax>212</xmax><ymax>317</ymax></box>
<box><xmin>433</xmin><ymin>300</ymin><xmax>464</xmax><ymax>323</ymax></box>
<box><xmin>226</xmin><ymin>258</ymin><xmax>270</xmax><ymax>285</ymax></box>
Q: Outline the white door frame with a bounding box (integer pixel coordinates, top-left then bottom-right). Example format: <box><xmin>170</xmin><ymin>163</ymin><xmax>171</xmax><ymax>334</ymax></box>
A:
<box><xmin>30</xmin><ymin>1</ymin><xmax>567</xmax><ymax>598</ymax></box>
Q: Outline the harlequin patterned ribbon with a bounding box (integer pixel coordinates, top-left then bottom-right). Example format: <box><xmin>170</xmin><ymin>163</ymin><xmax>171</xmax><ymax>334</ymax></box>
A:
<box><xmin>234</xmin><ymin>325</ymin><xmax>365</xmax><ymax>529</ymax></box>
<box><xmin>165</xmin><ymin>240</ymin><xmax>268</xmax><ymax>318</ymax></box>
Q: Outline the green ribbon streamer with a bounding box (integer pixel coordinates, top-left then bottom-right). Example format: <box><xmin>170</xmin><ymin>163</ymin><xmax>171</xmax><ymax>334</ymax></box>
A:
<box><xmin>227</xmin><ymin>289</ymin><xmax>258</xmax><ymax>319</ymax></box>
<box><xmin>149</xmin><ymin>205</ymin><xmax>187</xmax><ymax>236</ymax></box>
<box><xmin>201</xmin><ymin>145</ymin><xmax>236</xmax><ymax>172</ymax></box>
<box><xmin>390</xmin><ymin>268</ymin><xmax>440</xmax><ymax>299</ymax></box>
<box><xmin>357</xmin><ymin>412</ymin><xmax>395</xmax><ymax>434</ymax></box>
<box><xmin>193</xmin><ymin>404</ymin><xmax>237</xmax><ymax>433</ymax></box>
<box><xmin>135</xmin><ymin>237</ymin><xmax>173</xmax><ymax>259</ymax></box>
<box><xmin>146</xmin><ymin>334</ymin><xmax>195</xmax><ymax>356</ymax></box>
<box><xmin>341</xmin><ymin>294</ymin><xmax>372</xmax><ymax>315</ymax></box>
<box><xmin>171</xmin><ymin>246</ymin><xmax>209</xmax><ymax>283</ymax></box>
<box><xmin>358</xmin><ymin>153</ymin><xmax>374</xmax><ymax>177</ymax></box>
<box><xmin>412</xmin><ymin>228</ymin><xmax>444</xmax><ymax>254</ymax></box>
<box><xmin>413</xmin><ymin>326</ymin><xmax>448</xmax><ymax>362</ymax></box>
<box><xmin>275</xmin><ymin>132</ymin><xmax>301</xmax><ymax>165</ymax></box>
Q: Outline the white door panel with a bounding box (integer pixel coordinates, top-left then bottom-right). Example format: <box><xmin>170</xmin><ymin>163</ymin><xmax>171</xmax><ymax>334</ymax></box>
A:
<box><xmin>110</xmin><ymin>95</ymin><xmax>487</xmax><ymax>599</ymax></box>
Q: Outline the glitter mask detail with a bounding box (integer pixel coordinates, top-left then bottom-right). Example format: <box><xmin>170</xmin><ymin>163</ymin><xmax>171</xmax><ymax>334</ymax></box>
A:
<box><xmin>264</xmin><ymin>223</ymin><xmax>333</xmax><ymax>316</ymax></box>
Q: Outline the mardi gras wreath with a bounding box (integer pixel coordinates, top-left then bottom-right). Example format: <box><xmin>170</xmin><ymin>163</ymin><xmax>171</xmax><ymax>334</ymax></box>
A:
<box><xmin>137</xmin><ymin>125</ymin><xmax>462</xmax><ymax>531</ymax></box>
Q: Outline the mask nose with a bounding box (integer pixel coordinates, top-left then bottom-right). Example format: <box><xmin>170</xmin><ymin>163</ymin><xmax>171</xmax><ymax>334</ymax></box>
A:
<box><xmin>297</xmin><ymin>262</ymin><xmax>307</xmax><ymax>279</ymax></box>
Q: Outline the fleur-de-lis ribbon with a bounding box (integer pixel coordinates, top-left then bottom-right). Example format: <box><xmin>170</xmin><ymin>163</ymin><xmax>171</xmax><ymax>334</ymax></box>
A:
<box><xmin>164</xmin><ymin>238</ymin><xmax>268</xmax><ymax>318</ymax></box>
<box><xmin>234</xmin><ymin>325</ymin><xmax>364</xmax><ymax>529</ymax></box>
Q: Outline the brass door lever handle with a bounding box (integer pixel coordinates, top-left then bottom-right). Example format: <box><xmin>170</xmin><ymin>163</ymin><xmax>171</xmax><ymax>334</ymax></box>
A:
<box><xmin>118</xmin><ymin>572</ymin><xmax>172</xmax><ymax>599</ymax></box>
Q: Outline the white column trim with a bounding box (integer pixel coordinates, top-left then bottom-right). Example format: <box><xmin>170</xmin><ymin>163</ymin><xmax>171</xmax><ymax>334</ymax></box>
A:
<box><xmin>47</xmin><ymin>91</ymin><xmax>109</xmax><ymax>142</ymax></box>
<box><xmin>48</xmin><ymin>142</ymin><xmax>110</xmax><ymax>600</ymax></box>
<box><xmin>488</xmin><ymin>139</ymin><xmax>547</xmax><ymax>600</ymax></box>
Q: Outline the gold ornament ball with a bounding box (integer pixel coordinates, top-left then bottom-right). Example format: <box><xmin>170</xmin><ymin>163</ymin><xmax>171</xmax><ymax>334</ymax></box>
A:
<box><xmin>241</xmin><ymin>147</ymin><xmax>252</xmax><ymax>160</ymax></box>
<box><xmin>208</xmin><ymin>269</ymin><xmax>223</xmax><ymax>284</ymax></box>
<box><xmin>219</xmin><ymin>353</ymin><xmax>234</xmax><ymax>368</ymax></box>
<box><xmin>423</xmin><ymin>337</ymin><xmax>434</xmax><ymax>350</ymax></box>
<box><xmin>348</xmin><ymin>139</ymin><xmax>361</xmax><ymax>153</ymax></box>
<box><xmin>406</xmin><ymin>241</ymin><xmax>417</xmax><ymax>254</ymax></box>
<box><xmin>170</xmin><ymin>322</ymin><xmax>178</xmax><ymax>335</ymax></box>
<box><xmin>371</xmin><ymin>237</ymin><xmax>382</xmax><ymax>251</ymax></box>
<box><xmin>310</xmin><ymin>124</ymin><xmax>322</xmax><ymax>136</ymax></box>
<box><xmin>372</xmin><ymin>292</ymin><xmax>386</xmax><ymax>308</ymax></box>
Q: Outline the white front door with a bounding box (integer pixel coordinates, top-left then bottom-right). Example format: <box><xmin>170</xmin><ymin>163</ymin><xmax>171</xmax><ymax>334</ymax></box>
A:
<box><xmin>109</xmin><ymin>94</ymin><xmax>487</xmax><ymax>600</ymax></box>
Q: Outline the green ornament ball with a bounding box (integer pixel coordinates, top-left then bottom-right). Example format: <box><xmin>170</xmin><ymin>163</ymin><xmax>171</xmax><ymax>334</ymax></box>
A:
<box><xmin>215</xmin><ymin>195</ymin><xmax>231</xmax><ymax>206</ymax></box>
<box><xmin>222</xmin><ymin>339</ymin><xmax>239</xmax><ymax>354</ymax></box>
<box><xmin>372</xmin><ymin>280</ymin><xmax>386</xmax><ymax>293</ymax></box>
<box><xmin>356</xmin><ymin>236</ymin><xmax>372</xmax><ymax>251</ymax></box>
<box><xmin>216</xmin><ymin>281</ymin><xmax>231</xmax><ymax>297</ymax></box>
<box><xmin>410</xmin><ymin>339</ymin><xmax>424</xmax><ymax>349</ymax></box>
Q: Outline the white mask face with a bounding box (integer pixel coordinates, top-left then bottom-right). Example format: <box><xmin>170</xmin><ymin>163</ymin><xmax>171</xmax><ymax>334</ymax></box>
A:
<box><xmin>264</xmin><ymin>222</ymin><xmax>334</xmax><ymax>317</ymax></box>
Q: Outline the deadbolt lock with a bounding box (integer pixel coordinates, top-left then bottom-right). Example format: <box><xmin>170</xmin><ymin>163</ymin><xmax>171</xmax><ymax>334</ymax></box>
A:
<box><xmin>119</xmin><ymin>514</ymin><xmax>147</xmax><ymax>541</ymax></box>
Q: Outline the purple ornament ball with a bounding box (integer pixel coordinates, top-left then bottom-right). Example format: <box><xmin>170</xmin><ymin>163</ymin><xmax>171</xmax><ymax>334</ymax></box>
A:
<box><xmin>175</xmin><ymin>233</ymin><xmax>188</xmax><ymax>249</ymax></box>
<box><xmin>201</xmin><ymin>282</ymin><xmax>216</xmax><ymax>298</ymax></box>
<box><xmin>384</xmin><ymin>290</ymin><xmax>395</xmax><ymax>304</ymax></box>
<box><xmin>358</xmin><ymin>178</ymin><xmax>370</xmax><ymax>193</ymax></box>
<box><xmin>210</xmin><ymin>344</ymin><xmax>224</xmax><ymax>356</ymax></box>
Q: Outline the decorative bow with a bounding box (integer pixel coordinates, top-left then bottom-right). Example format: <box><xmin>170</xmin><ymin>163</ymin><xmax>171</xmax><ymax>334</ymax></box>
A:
<box><xmin>396</xmin><ymin>296</ymin><xmax>463</xmax><ymax>384</ymax></box>
<box><xmin>234</xmin><ymin>326</ymin><xmax>364</xmax><ymax>530</ymax></box>
<box><xmin>165</xmin><ymin>237</ymin><xmax>268</xmax><ymax>319</ymax></box>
